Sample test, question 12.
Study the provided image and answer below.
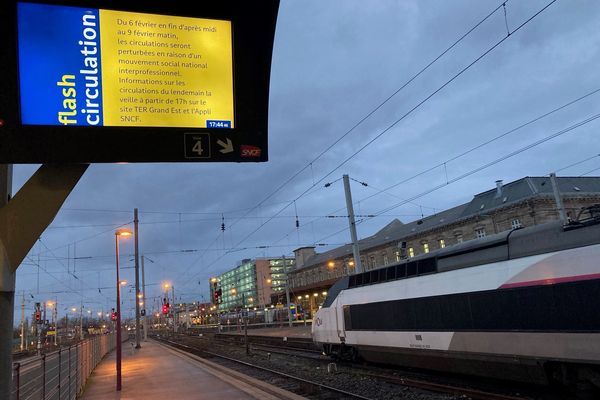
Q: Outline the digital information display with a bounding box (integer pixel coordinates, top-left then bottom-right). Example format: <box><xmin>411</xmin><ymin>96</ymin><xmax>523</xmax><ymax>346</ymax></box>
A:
<box><xmin>17</xmin><ymin>2</ymin><xmax>234</xmax><ymax>129</ymax></box>
<box><xmin>0</xmin><ymin>0</ymin><xmax>278</xmax><ymax>163</ymax></box>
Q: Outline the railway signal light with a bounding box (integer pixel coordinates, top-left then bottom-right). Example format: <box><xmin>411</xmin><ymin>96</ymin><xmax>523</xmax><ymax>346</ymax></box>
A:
<box><xmin>162</xmin><ymin>303</ymin><xmax>170</xmax><ymax>315</ymax></box>
<box><xmin>111</xmin><ymin>308</ymin><xmax>117</xmax><ymax>321</ymax></box>
<box><xmin>34</xmin><ymin>302</ymin><xmax>42</xmax><ymax>324</ymax></box>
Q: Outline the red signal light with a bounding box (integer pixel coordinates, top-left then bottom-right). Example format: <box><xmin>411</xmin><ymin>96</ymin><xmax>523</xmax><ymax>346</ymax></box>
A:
<box><xmin>162</xmin><ymin>303</ymin><xmax>170</xmax><ymax>315</ymax></box>
<box><xmin>35</xmin><ymin>311</ymin><xmax>41</xmax><ymax>322</ymax></box>
<box><xmin>111</xmin><ymin>312</ymin><xmax>117</xmax><ymax>321</ymax></box>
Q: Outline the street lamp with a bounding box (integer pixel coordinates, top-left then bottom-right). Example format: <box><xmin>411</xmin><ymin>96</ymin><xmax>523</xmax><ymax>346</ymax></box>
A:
<box><xmin>115</xmin><ymin>228</ymin><xmax>132</xmax><ymax>391</ymax></box>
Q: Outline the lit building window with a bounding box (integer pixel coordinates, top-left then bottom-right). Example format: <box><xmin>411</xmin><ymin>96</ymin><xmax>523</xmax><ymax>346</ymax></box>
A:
<box><xmin>423</xmin><ymin>243</ymin><xmax>429</xmax><ymax>253</ymax></box>
<box><xmin>511</xmin><ymin>219</ymin><xmax>522</xmax><ymax>229</ymax></box>
<box><xmin>408</xmin><ymin>247</ymin><xmax>414</xmax><ymax>258</ymax></box>
<box><xmin>382</xmin><ymin>253</ymin><xmax>389</xmax><ymax>265</ymax></box>
<box><xmin>395</xmin><ymin>251</ymin><xmax>401</xmax><ymax>262</ymax></box>
<box><xmin>438</xmin><ymin>239</ymin><xmax>445</xmax><ymax>248</ymax></box>
<box><xmin>475</xmin><ymin>228</ymin><xmax>486</xmax><ymax>239</ymax></box>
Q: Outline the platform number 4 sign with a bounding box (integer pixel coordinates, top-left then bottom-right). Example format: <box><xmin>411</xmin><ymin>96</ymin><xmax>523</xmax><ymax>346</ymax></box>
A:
<box><xmin>184</xmin><ymin>133</ymin><xmax>211</xmax><ymax>159</ymax></box>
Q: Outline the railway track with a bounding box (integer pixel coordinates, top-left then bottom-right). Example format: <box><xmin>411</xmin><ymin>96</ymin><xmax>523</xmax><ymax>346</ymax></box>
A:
<box><xmin>189</xmin><ymin>332</ymin><xmax>541</xmax><ymax>399</ymax></box>
<box><xmin>156</xmin><ymin>336</ymin><xmax>373</xmax><ymax>399</ymax></box>
<box><xmin>158</xmin><ymin>333</ymin><xmax>540</xmax><ymax>400</ymax></box>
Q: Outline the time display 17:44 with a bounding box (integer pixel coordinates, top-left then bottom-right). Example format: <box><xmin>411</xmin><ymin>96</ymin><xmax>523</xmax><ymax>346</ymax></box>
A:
<box><xmin>206</xmin><ymin>120</ymin><xmax>231</xmax><ymax>129</ymax></box>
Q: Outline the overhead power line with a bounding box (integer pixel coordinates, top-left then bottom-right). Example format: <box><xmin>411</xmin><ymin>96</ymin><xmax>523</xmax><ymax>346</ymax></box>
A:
<box><xmin>176</xmin><ymin>0</ymin><xmax>558</xmax><ymax>290</ymax></box>
<box><xmin>226</xmin><ymin>0</ymin><xmax>560</xmax><ymax>256</ymax></box>
<box><xmin>555</xmin><ymin>153</ymin><xmax>600</xmax><ymax>173</ymax></box>
<box><xmin>376</xmin><ymin>112</ymin><xmax>600</xmax><ymax>216</ymax></box>
<box><xmin>174</xmin><ymin>1</ymin><xmax>515</xmax><ymax>282</ymax></box>
<box><xmin>351</xmin><ymin>87</ymin><xmax>600</xmax><ymax>206</ymax></box>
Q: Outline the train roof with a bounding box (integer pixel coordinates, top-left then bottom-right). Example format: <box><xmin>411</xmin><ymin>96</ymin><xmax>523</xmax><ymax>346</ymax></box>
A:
<box><xmin>297</xmin><ymin>176</ymin><xmax>600</xmax><ymax>272</ymax></box>
<box><xmin>322</xmin><ymin>215</ymin><xmax>600</xmax><ymax>308</ymax></box>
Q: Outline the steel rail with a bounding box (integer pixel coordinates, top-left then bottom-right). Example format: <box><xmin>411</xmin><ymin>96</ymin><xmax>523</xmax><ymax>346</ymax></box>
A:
<box><xmin>180</xmin><ymin>333</ymin><xmax>532</xmax><ymax>400</ymax></box>
<box><xmin>159</xmin><ymin>337</ymin><xmax>374</xmax><ymax>400</ymax></box>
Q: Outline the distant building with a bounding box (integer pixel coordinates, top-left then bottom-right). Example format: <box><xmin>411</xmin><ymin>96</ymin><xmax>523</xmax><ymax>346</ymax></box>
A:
<box><xmin>288</xmin><ymin>176</ymin><xmax>600</xmax><ymax>316</ymax></box>
<box><xmin>210</xmin><ymin>256</ymin><xmax>295</xmax><ymax>312</ymax></box>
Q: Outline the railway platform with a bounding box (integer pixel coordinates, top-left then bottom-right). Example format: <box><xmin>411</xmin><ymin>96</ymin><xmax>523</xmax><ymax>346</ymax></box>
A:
<box><xmin>80</xmin><ymin>339</ymin><xmax>303</xmax><ymax>400</ymax></box>
<box><xmin>217</xmin><ymin>323</ymin><xmax>312</xmax><ymax>339</ymax></box>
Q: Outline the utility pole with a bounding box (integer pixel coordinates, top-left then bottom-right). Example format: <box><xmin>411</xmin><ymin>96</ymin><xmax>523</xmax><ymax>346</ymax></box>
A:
<box><xmin>141</xmin><ymin>256</ymin><xmax>148</xmax><ymax>341</ymax></box>
<box><xmin>20</xmin><ymin>292</ymin><xmax>25</xmax><ymax>351</ymax></box>
<box><xmin>54</xmin><ymin>298</ymin><xmax>58</xmax><ymax>346</ymax></box>
<box><xmin>283</xmin><ymin>255</ymin><xmax>292</xmax><ymax>328</ymax></box>
<box><xmin>185</xmin><ymin>303</ymin><xmax>190</xmax><ymax>329</ymax></box>
<box><xmin>79</xmin><ymin>303</ymin><xmax>83</xmax><ymax>341</ymax></box>
<box><xmin>343</xmin><ymin>174</ymin><xmax>363</xmax><ymax>274</ymax></box>
<box><xmin>133</xmin><ymin>208</ymin><xmax>141</xmax><ymax>349</ymax></box>
<box><xmin>36</xmin><ymin>303</ymin><xmax>42</xmax><ymax>355</ymax></box>
<box><xmin>550</xmin><ymin>173</ymin><xmax>567</xmax><ymax>223</ymax></box>
<box><xmin>171</xmin><ymin>286</ymin><xmax>176</xmax><ymax>335</ymax></box>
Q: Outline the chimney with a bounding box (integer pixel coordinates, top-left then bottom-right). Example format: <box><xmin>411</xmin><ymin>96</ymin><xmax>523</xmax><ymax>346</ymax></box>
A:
<box><xmin>495</xmin><ymin>180</ymin><xmax>503</xmax><ymax>198</ymax></box>
<box><xmin>293</xmin><ymin>246</ymin><xmax>316</xmax><ymax>269</ymax></box>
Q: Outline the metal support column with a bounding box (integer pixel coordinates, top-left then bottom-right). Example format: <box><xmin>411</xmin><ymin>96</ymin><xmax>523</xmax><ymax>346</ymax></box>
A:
<box><xmin>134</xmin><ymin>208</ymin><xmax>141</xmax><ymax>348</ymax></box>
<box><xmin>343</xmin><ymin>174</ymin><xmax>363</xmax><ymax>273</ymax></box>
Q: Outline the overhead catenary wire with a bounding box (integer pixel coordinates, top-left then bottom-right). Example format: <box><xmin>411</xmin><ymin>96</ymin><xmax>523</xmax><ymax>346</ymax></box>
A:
<box><xmin>182</xmin><ymin>90</ymin><xmax>594</xmax><ymax>291</ymax></box>
<box><xmin>161</xmin><ymin>3</ymin><xmax>546</xmax><ymax>290</ymax></box>
<box><xmin>219</xmin><ymin>0</ymin><xmax>560</xmax><ymax>261</ymax></box>
<box><xmin>311</xmin><ymin>121</ymin><xmax>599</xmax><ymax>246</ymax></box>
<box><xmin>555</xmin><ymin>153</ymin><xmax>600</xmax><ymax>174</ymax></box>
<box><xmin>346</xmin><ymin>87</ymin><xmax>600</xmax><ymax>208</ymax></box>
<box><xmin>174</xmin><ymin>1</ymin><xmax>517</xmax><ymax>285</ymax></box>
<box><xmin>375</xmin><ymin>112</ymin><xmax>600</xmax><ymax>216</ymax></box>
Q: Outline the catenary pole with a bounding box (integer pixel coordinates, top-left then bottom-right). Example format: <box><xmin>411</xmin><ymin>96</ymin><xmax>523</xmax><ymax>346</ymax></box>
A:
<box><xmin>141</xmin><ymin>256</ymin><xmax>148</xmax><ymax>341</ymax></box>
<box><xmin>343</xmin><ymin>174</ymin><xmax>363</xmax><ymax>273</ymax></box>
<box><xmin>284</xmin><ymin>255</ymin><xmax>292</xmax><ymax>327</ymax></box>
<box><xmin>550</xmin><ymin>173</ymin><xmax>566</xmax><ymax>223</ymax></box>
<box><xmin>134</xmin><ymin>208</ymin><xmax>141</xmax><ymax>348</ymax></box>
<box><xmin>20</xmin><ymin>291</ymin><xmax>24</xmax><ymax>351</ymax></box>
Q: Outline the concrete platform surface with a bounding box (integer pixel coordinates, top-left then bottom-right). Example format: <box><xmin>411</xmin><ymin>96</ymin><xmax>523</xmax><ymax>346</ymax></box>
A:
<box><xmin>220</xmin><ymin>324</ymin><xmax>312</xmax><ymax>339</ymax></box>
<box><xmin>81</xmin><ymin>339</ymin><xmax>299</xmax><ymax>400</ymax></box>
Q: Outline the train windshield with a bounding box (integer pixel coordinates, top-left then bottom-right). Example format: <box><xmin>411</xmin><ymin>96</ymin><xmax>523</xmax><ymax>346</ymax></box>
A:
<box><xmin>322</xmin><ymin>276</ymin><xmax>349</xmax><ymax>308</ymax></box>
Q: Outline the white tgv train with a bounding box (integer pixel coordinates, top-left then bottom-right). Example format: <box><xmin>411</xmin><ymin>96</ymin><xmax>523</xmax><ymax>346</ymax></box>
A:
<box><xmin>313</xmin><ymin>214</ymin><xmax>600</xmax><ymax>390</ymax></box>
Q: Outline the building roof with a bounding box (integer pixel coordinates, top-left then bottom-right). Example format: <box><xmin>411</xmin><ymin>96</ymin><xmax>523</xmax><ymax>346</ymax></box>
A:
<box><xmin>295</xmin><ymin>176</ymin><xmax>600</xmax><ymax>271</ymax></box>
<box><xmin>459</xmin><ymin>176</ymin><xmax>600</xmax><ymax>216</ymax></box>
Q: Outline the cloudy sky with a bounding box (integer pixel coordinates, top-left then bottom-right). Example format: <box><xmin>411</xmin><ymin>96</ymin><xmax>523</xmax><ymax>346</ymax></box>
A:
<box><xmin>13</xmin><ymin>0</ymin><xmax>600</xmax><ymax>321</ymax></box>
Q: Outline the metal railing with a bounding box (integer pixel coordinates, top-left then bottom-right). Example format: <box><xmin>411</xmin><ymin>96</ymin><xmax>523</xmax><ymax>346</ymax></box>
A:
<box><xmin>11</xmin><ymin>333</ymin><xmax>116</xmax><ymax>400</ymax></box>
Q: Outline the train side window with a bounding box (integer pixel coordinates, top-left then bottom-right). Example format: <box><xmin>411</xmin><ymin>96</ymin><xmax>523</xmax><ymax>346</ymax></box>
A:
<box><xmin>343</xmin><ymin>305</ymin><xmax>352</xmax><ymax>330</ymax></box>
<box><xmin>371</xmin><ymin>270</ymin><xmax>379</xmax><ymax>284</ymax></box>
<box><xmin>386</xmin><ymin>265</ymin><xmax>396</xmax><ymax>280</ymax></box>
<box><xmin>418</xmin><ymin>258</ymin><xmax>437</xmax><ymax>275</ymax></box>
<box><xmin>407</xmin><ymin>261</ymin><xmax>417</xmax><ymax>277</ymax></box>
<box><xmin>349</xmin><ymin>275</ymin><xmax>356</xmax><ymax>287</ymax></box>
<box><xmin>363</xmin><ymin>272</ymin><xmax>371</xmax><ymax>284</ymax></box>
<box><xmin>355</xmin><ymin>274</ymin><xmax>363</xmax><ymax>286</ymax></box>
<box><xmin>396</xmin><ymin>263</ymin><xmax>407</xmax><ymax>279</ymax></box>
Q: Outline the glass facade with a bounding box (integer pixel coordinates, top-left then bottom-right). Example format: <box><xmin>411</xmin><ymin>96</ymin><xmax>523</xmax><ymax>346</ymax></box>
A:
<box><xmin>213</xmin><ymin>257</ymin><xmax>296</xmax><ymax>311</ymax></box>
<box><xmin>217</xmin><ymin>260</ymin><xmax>257</xmax><ymax>311</ymax></box>
<box><xmin>269</xmin><ymin>257</ymin><xmax>294</xmax><ymax>301</ymax></box>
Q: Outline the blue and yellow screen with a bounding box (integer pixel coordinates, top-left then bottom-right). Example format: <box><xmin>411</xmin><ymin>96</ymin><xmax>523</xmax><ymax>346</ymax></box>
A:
<box><xmin>17</xmin><ymin>2</ymin><xmax>234</xmax><ymax>128</ymax></box>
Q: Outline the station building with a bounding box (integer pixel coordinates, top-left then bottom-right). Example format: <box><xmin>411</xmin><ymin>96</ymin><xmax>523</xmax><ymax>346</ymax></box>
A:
<box><xmin>288</xmin><ymin>176</ymin><xmax>600</xmax><ymax>317</ymax></box>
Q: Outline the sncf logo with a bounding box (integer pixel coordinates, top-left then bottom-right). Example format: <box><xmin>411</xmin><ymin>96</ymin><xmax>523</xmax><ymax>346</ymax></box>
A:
<box><xmin>240</xmin><ymin>145</ymin><xmax>262</xmax><ymax>158</ymax></box>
